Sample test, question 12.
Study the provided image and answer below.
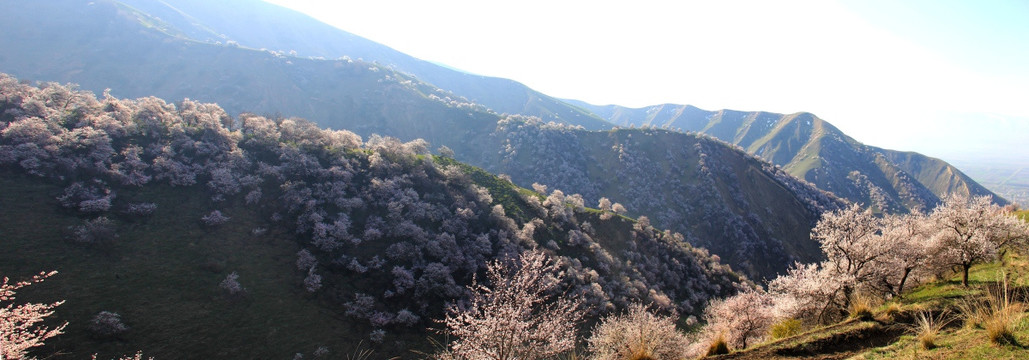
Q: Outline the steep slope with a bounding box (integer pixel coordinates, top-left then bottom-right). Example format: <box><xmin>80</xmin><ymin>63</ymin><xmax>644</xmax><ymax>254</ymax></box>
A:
<box><xmin>569</xmin><ymin>100</ymin><xmax>1006</xmax><ymax>213</ymax></box>
<box><xmin>0</xmin><ymin>76</ymin><xmax>739</xmax><ymax>359</ymax></box>
<box><xmin>109</xmin><ymin>0</ymin><xmax>612</xmax><ymax>129</ymax></box>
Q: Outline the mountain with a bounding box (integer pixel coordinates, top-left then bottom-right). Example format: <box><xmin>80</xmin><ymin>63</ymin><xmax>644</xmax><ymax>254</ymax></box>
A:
<box><xmin>0</xmin><ymin>0</ymin><xmax>848</xmax><ymax>280</ymax></box>
<box><xmin>566</xmin><ymin>100</ymin><xmax>1007</xmax><ymax>213</ymax></box>
<box><xmin>108</xmin><ymin>0</ymin><xmax>612</xmax><ymax>130</ymax></box>
<box><xmin>0</xmin><ymin>75</ymin><xmax>741</xmax><ymax>359</ymax></box>
<box><xmin>475</xmin><ymin>117</ymin><xmax>845</xmax><ymax>278</ymax></box>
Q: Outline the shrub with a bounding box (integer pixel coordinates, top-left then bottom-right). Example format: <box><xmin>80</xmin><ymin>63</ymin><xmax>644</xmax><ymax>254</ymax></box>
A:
<box><xmin>587</xmin><ymin>303</ymin><xmax>691</xmax><ymax>360</ymax></box>
<box><xmin>70</xmin><ymin>216</ymin><xmax>117</xmax><ymax>244</ymax></box>
<box><xmin>313</xmin><ymin>346</ymin><xmax>330</xmax><ymax>358</ymax></box>
<box><xmin>201</xmin><ymin>210</ymin><xmax>230</xmax><ymax>226</ymax></box>
<box><xmin>91</xmin><ymin>351</ymin><xmax>154</xmax><ymax>360</ymax></box>
<box><xmin>369</xmin><ymin>329</ymin><xmax>386</xmax><ymax>344</ymax></box>
<box><xmin>304</xmin><ymin>268</ymin><xmax>322</xmax><ymax>293</ymax></box>
<box><xmin>220</xmin><ymin>271</ymin><xmax>245</xmax><ymax>296</ymax></box>
<box><xmin>124</xmin><ymin>202</ymin><xmax>157</xmax><ymax>217</ymax></box>
<box><xmin>88</xmin><ymin>311</ymin><xmax>129</xmax><ymax>338</ymax></box>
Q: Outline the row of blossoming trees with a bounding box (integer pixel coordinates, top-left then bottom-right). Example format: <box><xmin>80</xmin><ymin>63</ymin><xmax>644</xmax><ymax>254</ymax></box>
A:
<box><xmin>436</xmin><ymin>194</ymin><xmax>1028</xmax><ymax>359</ymax></box>
<box><xmin>702</xmin><ymin>194</ymin><xmax>1029</xmax><ymax>352</ymax></box>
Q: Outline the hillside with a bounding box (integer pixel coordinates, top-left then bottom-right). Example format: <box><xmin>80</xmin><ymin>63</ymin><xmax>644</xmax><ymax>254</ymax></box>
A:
<box><xmin>4</xmin><ymin>0</ymin><xmax>610</xmax><ymax>130</ymax></box>
<box><xmin>476</xmin><ymin>118</ymin><xmax>845</xmax><ymax>279</ymax></box>
<box><xmin>0</xmin><ymin>0</ymin><xmax>848</xmax><ymax>281</ymax></box>
<box><xmin>0</xmin><ymin>75</ymin><xmax>742</xmax><ymax>359</ymax></box>
<box><xmin>568</xmin><ymin>100</ymin><xmax>1006</xmax><ymax>213</ymax></box>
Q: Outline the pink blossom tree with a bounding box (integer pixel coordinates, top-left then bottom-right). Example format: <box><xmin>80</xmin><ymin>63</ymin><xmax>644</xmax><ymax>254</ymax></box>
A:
<box><xmin>930</xmin><ymin>195</ymin><xmax>1029</xmax><ymax>286</ymax></box>
<box><xmin>703</xmin><ymin>289</ymin><xmax>776</xmax><ymax>349</ymax></box>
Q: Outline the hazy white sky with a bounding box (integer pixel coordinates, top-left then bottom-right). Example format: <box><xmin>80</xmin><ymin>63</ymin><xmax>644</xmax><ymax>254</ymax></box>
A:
<box><xmin>263</xmin><ymin>0</ymin><xmax>1029</xmax><ymax>163</ymax></box>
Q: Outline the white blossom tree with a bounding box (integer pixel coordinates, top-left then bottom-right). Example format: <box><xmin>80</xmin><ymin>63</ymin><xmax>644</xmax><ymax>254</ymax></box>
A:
<box><xmin>439</xmin><ymin>250</ymin><xmax>583</xmax><ymax>360</ymax></box>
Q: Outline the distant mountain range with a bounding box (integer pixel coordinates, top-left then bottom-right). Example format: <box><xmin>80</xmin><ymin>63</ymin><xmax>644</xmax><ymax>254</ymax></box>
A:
<box><xmin>0</xmin><ymin>0</ymin><xmax>1004</xmax><ymax>277</ymax></box>
<box><xmin>566</xmin><ymin>100</ymin><xmax>1006</xmax><ymax>213</ymax></box>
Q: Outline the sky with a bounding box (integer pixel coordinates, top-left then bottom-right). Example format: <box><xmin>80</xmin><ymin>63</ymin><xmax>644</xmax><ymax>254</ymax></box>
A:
<box><xmin>262</xmin><ymin>0</ymin><xmax>1029</xmax><ymax>164</ymax></box>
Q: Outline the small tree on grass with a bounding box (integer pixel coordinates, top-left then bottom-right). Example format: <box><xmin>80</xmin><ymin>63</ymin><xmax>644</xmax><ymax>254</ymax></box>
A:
<box><xmin>1</xmin><ymin>271</ymin><xmax>66</xmax><ymax>360</ymax></box>
<box><xmin>812</xmin><ymin>204</ymin><xmax>891</xmax><ymax>308</ymax></box>
<box><xmin>439</xmin><ymin>250</ymin><xmax>583</xmax><ymax>360</ymax></box>
<box><xmin>930</xmin><ymin>195</ymin><xmax>1029</xmax><ymax>287</ymax></box>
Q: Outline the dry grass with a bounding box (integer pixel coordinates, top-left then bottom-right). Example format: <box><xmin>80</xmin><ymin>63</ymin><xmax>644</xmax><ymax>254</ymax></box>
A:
<box><xmin>911</xmin><ymin>309</ymin><xmax>953</xmax><ymax>350</ymax></box>
<box><xmin>768</xmin><ymin>318</ymin><xmax>803</xmax><ymax>340</ymax></box>
<box><xmin>877</xmin><ymin>302</ymin><xmax>903</xmax><ymax>322</ymax></box>
<box><xmin>848</xmin><ymin>295</ymin><xmax>876</xmax><ymax>321</ymax></box>
<box><xmin>958</xmin><ymin>272</ymin><xmax>1027</xmax><ymax>345</ymax></box>
<box><xmin>705</xmin><ymin>333</ymin><xmax>730</xmax><ymax>357</ymax></box>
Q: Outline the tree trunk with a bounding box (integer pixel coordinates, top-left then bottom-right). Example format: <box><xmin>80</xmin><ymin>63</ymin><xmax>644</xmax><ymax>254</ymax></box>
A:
<box><xmin>896</xmin><ymin>268</ymin><xmax>912</xmax><ymax>296</ymax></box>
<box><xmin>962</xmin><ymin>263</ymin><xmax>972</xmax><ymax>287</ymax></box>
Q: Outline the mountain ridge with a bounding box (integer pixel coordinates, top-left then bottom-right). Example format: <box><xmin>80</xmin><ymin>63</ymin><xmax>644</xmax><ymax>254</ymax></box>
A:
<box><xmin>111</xmin><ymin>0</ymin><xmax>613</xmax><ymax>130</ymax></box>
<box><xmin>566</xmin><ymin>99</ymin><xmax>1006</xmax><ymax>213</ymax></box>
